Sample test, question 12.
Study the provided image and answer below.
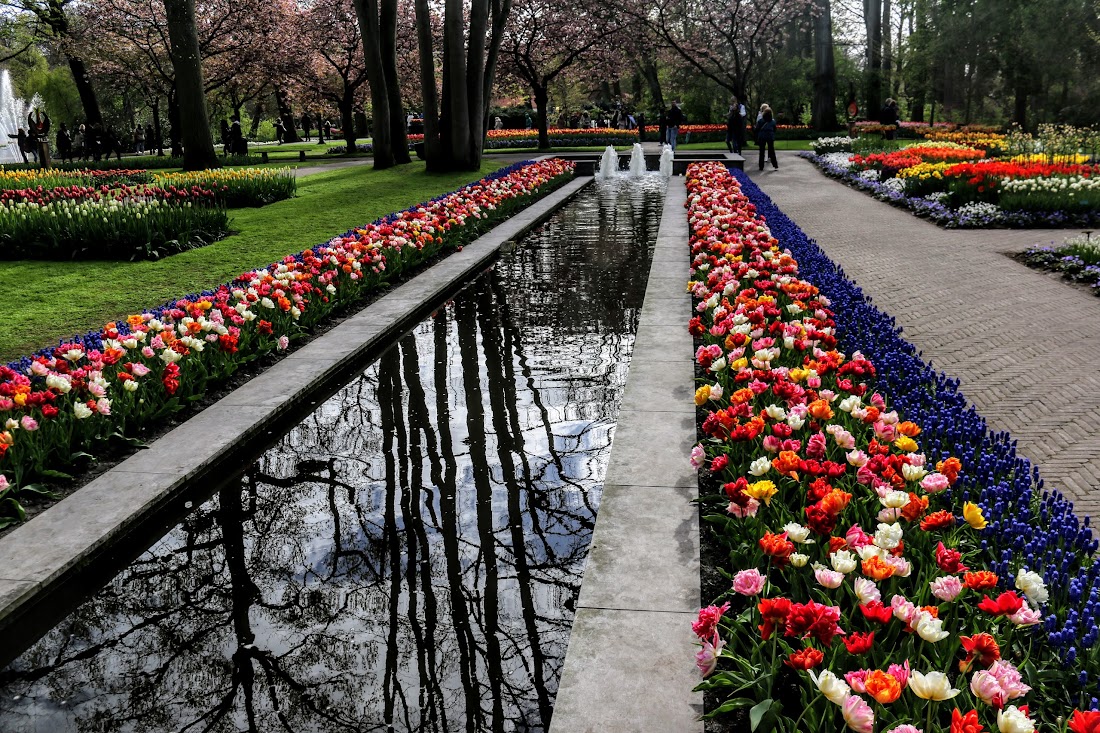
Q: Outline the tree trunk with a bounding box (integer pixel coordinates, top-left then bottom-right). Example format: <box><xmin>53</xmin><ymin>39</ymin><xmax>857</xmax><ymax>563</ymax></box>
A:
<box><xmin>66</xmin><ymin>56</ymin><xmax>103</xmax><ymax>126</ymax></box>
<box><xmin>340</xmin><ymin>89</ymin><xmax>357</xmax><ymax>153</ymax></box>
<box><xmin>909</xmin><ymin>0</ymin><xmax>928</xmax><ymax>121</ymax></box>
<box><xmin>414</xmin><ymin>0</ymin><xmax>442</xmax><ymax>164</ymax></box>
<box><xmin>248</xmin><ymin>99</ymin><xmax>263</xmax><ymax>138</ymax></box>
<box><xmin>151</xmin><ymin>97</ymin><xmax>165</xmax><ymax>156</ymax></box>
<box><xmin>534</xmin><ymin>85</ymin><xmax>550</xmax><ymax>150</ymax></box>
<box><xmin>167</xmin><ymin>91</ymin><xmax>183</xmax><ymax>157</ymax></box>
<box><xmin>1013</xmin><ymin>80</ymin><xmax>1027</xmax><ymax>130</ymax></box>
<box><xmin>273</xmin><ymin>88</ymin><xmax>301</xmax><ymax>143</ymax></box>
<box><xmin>882</xmin><ymin>0</ymin><xmax>892</xmax><ymax>95</ymax></box>
<box><xmin>354</xmin><ymin>0</ymin><xmax>396</xmax><ymax>168</ymax></box>
<box><xmin>164</xmin><ymin>0</ymin><xmax>218</xmax><ymax>170</ymax></box>
<box><xmin>811</xmin><ymin>0</ymin><xmax>838</xmax><ymax>131</ymax></box>
<box><xmin>640</xmin><ymin>59</ymin><xmax>664</xmax><ymax>111</ymax></box>
<box><xmin>380</xmin><ymin>0</ymin><xmax>411</xmax><ymax>164</ymax></box>
<box><xmin>863</xmin><ymin>0</ymin><xmax>882</xmax><ymax>117</ymax></box>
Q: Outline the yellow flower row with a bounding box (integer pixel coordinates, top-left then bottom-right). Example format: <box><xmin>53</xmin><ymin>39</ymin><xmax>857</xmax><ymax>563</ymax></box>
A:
<box><xmin>897</xmin><ymin>161</ymin><xmax>954</xmax><ymax>180</ymax></box>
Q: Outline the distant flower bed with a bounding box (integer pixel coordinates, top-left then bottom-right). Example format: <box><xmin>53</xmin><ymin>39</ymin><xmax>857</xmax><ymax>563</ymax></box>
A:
<box><xmin>0</xmin><ymin>158</ymin><xmax>575</xmax><ymax>526</ymax></box>
<box><xmin>804</xmin><ymin>144</ymin><xmax>1100</xmax><ymax>228</ymax></box>
<box><xmin>0</xmin><ymin>168</ymin><xmax>154</xmax><ymax>191</ymax></box>
<box><xmin>685</xmin><ymin>161</ymin><xmax>1099</xmax><ymax>733</ymax></box>
<box><xmin>0</xmin><ymin>184</ymin><xmax>229</xmax><ymax>260</ymax></box>
<box><xmin>1021</xmin><ymin>233</ymin><xmax>1100</xmax><ymax>294</ymax></box>
<box><xmin>1</xmin><ymin>155</ymin><xmax>262</xmax><ymax>172</ymax></box>
<box><xmin>154</xmin><ymin>167</ymin><xmax>297</xmax><ymax>207</ymax></box>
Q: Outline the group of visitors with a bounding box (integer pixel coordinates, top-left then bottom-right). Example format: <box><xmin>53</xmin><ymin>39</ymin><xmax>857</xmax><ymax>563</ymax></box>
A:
<box><xmin>7</xmin><ymin>114</ymin><xmax>151</xmax><ymax>165</ymax></box>
<box><xmin>219</xmin><ymin>119</ymin><xmax>249</xmax><ymax>156</ymax></box>
<box><xmin>274</xmin><ymin>113</ymin><xmax>333</xmax><ymax>144</ymax></box>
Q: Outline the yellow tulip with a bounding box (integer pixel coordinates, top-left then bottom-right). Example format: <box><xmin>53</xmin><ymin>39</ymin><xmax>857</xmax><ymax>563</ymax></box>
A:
<box><xmin>745</xmin><ymin>480</ymin><xmax>778</xmax><ymax>506</ymax></box>
<box><xmin>963</xmin><ymin>502</ymin><xmax>987</xmax><ymax>529</ymax></box>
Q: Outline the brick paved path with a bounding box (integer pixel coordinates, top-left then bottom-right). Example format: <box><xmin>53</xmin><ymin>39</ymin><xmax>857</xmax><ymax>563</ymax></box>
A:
<box><xmin>748</xmin><ymin>153</ymin><xmax>1100</xmax><ymax>519</ymax></box>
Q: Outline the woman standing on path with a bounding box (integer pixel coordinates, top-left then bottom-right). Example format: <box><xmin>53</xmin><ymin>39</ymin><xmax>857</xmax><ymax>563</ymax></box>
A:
<box><xmin>725</xmin><ymin>98</ymin><xmax>745</xmax><ymax>154</ymax></box>
<box><xmin>754</xmin><ymin>106</ymin><xmax>778</xmax><ymax>171</ymax></box>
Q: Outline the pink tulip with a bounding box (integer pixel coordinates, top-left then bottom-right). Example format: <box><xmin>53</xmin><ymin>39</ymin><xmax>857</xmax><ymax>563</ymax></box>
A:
<box><xmin>920</xmin><ymin>473</ymin><xmax>950</xmax><ymax>493</ymax></box>
<box><xmin>695</xmin><ymin>632</ymin><xmax>725</xmax><ymax>677</ymax></box>
<box><xmin>841</xmin><ymin>694</ymin><xmax>875</xmax><ymax>733</ymax></box>
<box><xmin>929</xmin><ymin>575</ymin><xmax>963</xmax><ymax>602</ymax></box>
<box><xmin>845</xmin><ymin>669</ymin><xmax>870</xmax><ymax>693</ymax></box>
<box><xmin>19</xmin><ymin>416</ymin><xmax>38</xmax><ymax>432</ymax></box>
<box><xmin>732</xmin><ymin>568</ymin><xmax>767</xmax><ymax>596</ymax></box>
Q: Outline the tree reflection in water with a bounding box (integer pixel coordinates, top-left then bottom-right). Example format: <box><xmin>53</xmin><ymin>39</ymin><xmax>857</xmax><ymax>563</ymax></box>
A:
<box><xmin>0</xmin><ymin>177</ymin><xmax>665</xmax><ymax>733</ymax></box>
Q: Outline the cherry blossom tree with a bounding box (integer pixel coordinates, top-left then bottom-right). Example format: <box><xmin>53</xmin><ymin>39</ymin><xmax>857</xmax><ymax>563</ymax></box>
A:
<box><xmin>500</xmin><ymin>0</ymin><xmax>629</xmax><ymax>149</ymax></box>
<box><xmin>631</xmin><ymin>0</ymin><xmax>815</xmax><ymax>102</ymax></box>
<box><xmin>294</xmin><ymin>0</ymin><xmax>369</xmax><ymax>153</ymax></box>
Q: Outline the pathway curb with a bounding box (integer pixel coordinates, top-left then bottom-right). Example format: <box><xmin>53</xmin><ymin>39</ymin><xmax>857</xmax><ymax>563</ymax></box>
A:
<box><xmin>549</xmin><ymin>177</ymin><xmax>703</xmax><ymax>733</ymax></box>
<box><xmin>0</xmin><ymin>176</ymin><xmax>590</xmax><ymax>653</ymax></box>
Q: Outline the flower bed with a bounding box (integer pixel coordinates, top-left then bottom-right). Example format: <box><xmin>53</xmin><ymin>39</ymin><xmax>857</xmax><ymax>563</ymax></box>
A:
<box><xmin>685</xmin><ymin>162</ymin><xmax>1099</xmax><ymax>732</ymax></box>
<box><xmin>153</xmin><ymin>167</ymin><xmax>297</xmax><ymax>207</ymax></box>
<box><xmin>804</xmin><ymin>149</ymin><xmax>1100</xmax><ymax>228</ymax></box>
<box><xmin>1020</xmin><ymin>234</ymin><xmax>1100</xmax><ymax>294</ymax></box>
<box><xmin>0</xmin><ymin>185</ymin><xmax>229</xmax><ymax>260</ymax></box>
<box><xmin>0</xmin><ymin>168</ymin><xmax>154</xmax><ymax>191</ymax></box>
<box><xmin>0</xmin><ymin>158</ymin><xmax>575</xmax><ymax>526</ymax></box>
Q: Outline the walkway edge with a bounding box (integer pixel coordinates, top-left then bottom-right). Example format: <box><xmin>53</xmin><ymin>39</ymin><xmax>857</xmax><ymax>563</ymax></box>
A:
<box><xmin>0</xmin><ymin>176</ymin><xmax>590</xmax><ymax>645</ymax></box>
<box><xmin>550</xmin><ymin>178</ymin><xmax>703</xmax><ymax>733</ymax></box>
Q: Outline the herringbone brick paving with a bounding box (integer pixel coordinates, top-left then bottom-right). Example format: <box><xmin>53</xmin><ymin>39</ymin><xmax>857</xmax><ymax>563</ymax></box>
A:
<box><xmin>747</xmin><ymin>153</ymin><xmax>1100</xmax><ymax>520</ymax></box>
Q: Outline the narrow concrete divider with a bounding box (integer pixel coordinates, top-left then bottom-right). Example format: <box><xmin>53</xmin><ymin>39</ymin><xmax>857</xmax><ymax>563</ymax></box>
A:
<box><xmin>550</xmin><ymin>177</ymin><xmax>702</xmax><ymax>732</ymax></box>
<box><xmin>0</xmin><ymin>175</ymin><xmax>590</xmax><ymax>644</ymax></box>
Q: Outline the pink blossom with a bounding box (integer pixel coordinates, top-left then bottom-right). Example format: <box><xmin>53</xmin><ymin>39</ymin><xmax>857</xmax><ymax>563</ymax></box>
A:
<box><xmin>884</xmin><ymin>726</ymin><xmax>923</xmax><ymax>733</ymax></box>
<box><xmin>987</xmin><ymin>660</ymin><xmax>1030</xmax><ymax>701</ymax></box>
<box><xmin>690</xmin><ymin>444</ymin><xmax>706</xmax><ymax>470</ymax></box>
<box><xmin>762</xmin><ymin>435</ymin><xmax>782</xmax><ymax>453</ymax></box>
<box><xmin>692</xmin><ymin>602</ymin><xmax>731</xmax><ymax>638</ymax></box>
<box><xmin>732</xmin><ymin>568</ymin><xmax>767</xmax><ymax>596</ymax></box>
<box><xmin>870</xmin><ymin>392</ymin><xmax>886</xmax><ymax>409</ymax></box>
<box><xmin>845</xmin><ymin>669</ymin><xmax>870</xmax><ymax>693</ymax></box>
<box><xmin>887</xmin><ymin>660</ymin><xmax>911</xmax><ymax>688</ymax></box>
<box><xmin>695</xmin><ymin>632</ymin><xmax>725</xmax><ymax>677</ymax></box>
<box><xmin>806</xmin><ymin>432</ymin><xmax>827</xmax><ymax>459</ymax></box>
<box><xmin>853</xmin><ymin>577</ymin><xmax>880</xmax><ymax>604</ymax></box>
<box><xmin>142</xmin><ymin>346</ymin><xmax>156</xmax><ymax>358</ymax></box>
<box><xmin>0</xmin><ymin>474</ymin><xmax>7</xmax><ymax>491</ymax></box>
<box><xmin>131</xmin><ymin>363</ymin><xmax>151</xmax><ymax>377</ymax></box>
<box><xmin>845</xmin><ymin>525</ymin><xmax>873</xmax><ymax>549</ymax></box>
<box><xmin>920</xmin><ymin>473</ymin><xmax>950</xmax><ymax>493</ymax></box>
<box><xmin>815</xmin><ymin>567</ymin><xmax>844</xmax><ymax>589</ymax></box>
<box><xmin>841</xmin><ymin>694</ymin><xmax>875</xmax><ymax>733</ymax></box>
<box><xmin>891</xmin><ymin>595</ymin><xmax>919</xmax><ymax>625</ymax></box>
<box><xmin>1007</xmin><ymin>603</ymin><xmax>1042</xmax><ymax>626</ymax></box>
<box><xmin>277</xmin><ymin>336</ymin><xmax>290</xmax><ymax>350</ymax></box>
<box><xmin>929</xmin><ymin>575</ymin><xmax>963</xmax><ymax>602</ymax></box>
<box><xmin>727</xmin><ymin>498</ymin><xmax>760</xmax><ymax>518</ymax></box>
<box><xmin>856</xmin><ymin>464</ymin><xmax>876</xmax><ymax>484</ymax></box>
<box><xmin>834</xmin><ymin>429</ymin><xmax>856</xmax><ymax>450</ymax></box>
<box><xmin>19</xmin><ymin>416</ymin><xmax>38</xmax><ymax>432</ymax></box>
<box><xmin>96</xmin><ymin>398</ymin><xmax>111</xmax><ymax>416</ymax></box>
<box><xmin>873</xmin><ymin>421</ymin><xmax>896</xmax><ymax>442</ymax></box>
<box><xmin>970</xmin><ymin>669</ymin><xmax>1007</xmax><ymax>707</ymax></box>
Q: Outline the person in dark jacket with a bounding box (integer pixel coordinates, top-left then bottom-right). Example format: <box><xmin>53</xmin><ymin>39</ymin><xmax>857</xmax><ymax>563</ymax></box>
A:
<box><xmin>57</xmin><ymin>123</ymin><xmax>73</xmax><ymax>163</ymax></box>
<box><xmin>879</xmin><ymin>98</ymin><xmax>900</xmax><ymax>140</ymax></box>
<box><xmin>636</xmin><ymin>112</ymin><xmax>646</xmax><ymax>142</ymax></box>
<box><xmin>726</xmin><ymin>97</ymin><xmax>746</xmax><ymax>154</ymax></box>
<box><xmin>656</xmin><ymin>108</ymin><xmax>667</xmax><ymax>148</ymax></box>
<box><xmin>665</xmin><ymin>100</ymin><xmax>686</xmax><ymax>149</ymax></box>
<box><xmin>754</xmin><ymin>105</ymin><xmax>778</xmax><ymax>171</ymax></box>
<box><xmin>301</xmin><ymin>112</ymin><xmax>312</xmax><ymax>141</ymax></box>
<box><xmin>7</xmin><ymin>128</ymin><xmax>29</xmax><ymax>163</ymax></box>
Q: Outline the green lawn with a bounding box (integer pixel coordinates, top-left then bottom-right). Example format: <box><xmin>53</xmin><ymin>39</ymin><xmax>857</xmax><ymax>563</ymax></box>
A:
<box><xmin>0</xmin><ymin>160</ymin><xmax>505</xmax><ymax>362</ymax></box>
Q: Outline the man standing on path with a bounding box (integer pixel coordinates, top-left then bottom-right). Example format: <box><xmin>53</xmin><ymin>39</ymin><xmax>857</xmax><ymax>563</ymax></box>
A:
<box><xmin>666</xmin><ymin>100</ymin><xmax>686</xmax><ymax>149</ymax></box>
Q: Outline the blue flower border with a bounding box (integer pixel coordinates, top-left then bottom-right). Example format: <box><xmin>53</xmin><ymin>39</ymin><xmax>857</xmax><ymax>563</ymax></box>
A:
<box><xmin>733</xmin><ymin>168</ymin><xmax>1100</xmax><ymax>697</ymax></box>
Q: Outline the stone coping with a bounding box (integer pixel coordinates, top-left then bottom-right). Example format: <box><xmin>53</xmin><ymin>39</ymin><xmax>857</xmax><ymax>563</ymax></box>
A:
<box><xmin>0</xmin><ymin>175</ymin><xmax>590</xmax><ymax>653</ymax></box>
<box><xmin>549</xmin><ymin>177</ymin><xmax>703</xmax><ymax>732</ymax></box>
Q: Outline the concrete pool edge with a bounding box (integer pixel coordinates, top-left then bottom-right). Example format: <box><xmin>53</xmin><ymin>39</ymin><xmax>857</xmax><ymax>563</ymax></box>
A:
<box><xmin>550</xmin><ymin>178</ymin><xmax>703</xmax><ymax>732</ymax></box>
<box><xmin>0</xmin><ymin>174</ymin><xmax>591</xmax><ymax>642</ymax></box>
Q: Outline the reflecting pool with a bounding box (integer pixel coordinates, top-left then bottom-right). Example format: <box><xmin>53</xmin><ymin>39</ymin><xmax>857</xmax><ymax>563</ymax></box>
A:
<box><xmin>0</xmin><ymin>176</ymin><xmax>665</xmax><ymax>732</ymax></box>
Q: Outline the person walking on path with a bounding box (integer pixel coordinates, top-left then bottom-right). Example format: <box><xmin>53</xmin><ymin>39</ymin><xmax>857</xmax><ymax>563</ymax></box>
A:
<box><xmin>7</xmin><ymin>128</ymin><xmax>29</xmax><ymax>163</ymax></box>
<box><xmin>879</xmin><ymin>98</ymin><xmax>900</xmax><ymax>140</ymax></box>
<box><xmin>755</xmin><ymin>105</ymin><xmax>778</xmax><ymax>171</ymax></box>
<box><xmin>726</xmin><ymin>97</ymin><xmax>746</xmax><ymax>154</ymax></box>
<box><xmin>57</xmin><ymin>122</ymin><xmax>72</xmax><ymax>163</ymax></box>
<box><xmin>665</xmin><ymin>100</ymin><xmax>686</xmax><ymax>149</ymax></box>
<box><xmin>133</xmin><ymin>123</ymin><xmax>145</xmax><ymax>154</ymax></box>
<box><xmin>636</xmin><ymin>112</ymin><xmax>646</xmax><ymax>142</ymax></box>
<box><xmin>301</xmin><ymin>113</ymin><xmax>312</xmax><ymax>141</ymax></box>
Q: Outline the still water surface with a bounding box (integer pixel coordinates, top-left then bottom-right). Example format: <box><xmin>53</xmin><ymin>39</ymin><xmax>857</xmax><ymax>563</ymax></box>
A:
<box><xmin>0</xmin><ymin>176</ymin><xmax>665</xmax><ymax>733</ymax></box>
